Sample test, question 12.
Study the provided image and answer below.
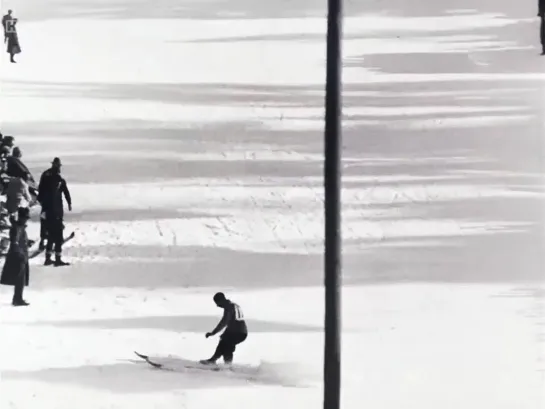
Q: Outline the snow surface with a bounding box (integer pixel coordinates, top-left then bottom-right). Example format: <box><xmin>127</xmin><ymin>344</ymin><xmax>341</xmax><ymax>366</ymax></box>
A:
<box><xmin>0</xmin><ymin>0</ymin><xmax>544</xmax><ymax>408</ymax></box>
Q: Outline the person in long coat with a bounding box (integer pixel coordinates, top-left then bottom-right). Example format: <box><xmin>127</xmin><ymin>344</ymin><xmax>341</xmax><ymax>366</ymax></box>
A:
<box><xmin>5</xmin><ymin>17</ymin><xmax>20</xmax><ymax>63</ymax></box>
<box><xmin>0</xmin><ymin>207</ymin><xmax>31</xmax><ymax>306</ymax></box>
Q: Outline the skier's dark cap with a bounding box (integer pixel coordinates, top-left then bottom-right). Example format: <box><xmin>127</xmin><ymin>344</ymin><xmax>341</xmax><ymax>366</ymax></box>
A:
<box><xmin>213</xmin><ymin>292</ymin><xmax>226</xmax><ymax>303</ymax></box>
<box><xmin>52</xmin><ymin>157</ymin><xmax>62</xmax><ymax>166</ymax></box>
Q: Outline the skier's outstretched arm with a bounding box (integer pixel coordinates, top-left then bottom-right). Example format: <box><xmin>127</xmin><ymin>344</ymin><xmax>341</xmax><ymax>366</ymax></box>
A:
<box><xmin>207</xmin><ymin>309</ymin><xmax>232</xmax><ymax>337</ymax></box>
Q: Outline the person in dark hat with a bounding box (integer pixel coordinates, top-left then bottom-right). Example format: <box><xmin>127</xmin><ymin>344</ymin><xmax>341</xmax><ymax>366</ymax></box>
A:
<box><xmin>0</xmin><ymin>207</ymin><xmax>32</xmax><ymax>306</ymax></box>
<box><xmin>200</xmin><ymin>292</ymin><xmax>248</xmax><ymax>365</ymax></box>
<box><xmin>38</xmin><ymin>157</ymin><xmax>72</xmax><ymax>266</ymax></box>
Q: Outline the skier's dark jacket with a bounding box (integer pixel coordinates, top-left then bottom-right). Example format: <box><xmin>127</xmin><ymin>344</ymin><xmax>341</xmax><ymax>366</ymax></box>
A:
<box><xmin>38</xmin><ymin>168</ymin><xmax>71</xmax><ymax>218</ymax></box>
<box><xmin>540</xmin><ymin>0</ymin><xmax>545</xmax><ymax>15</ymax></box>
<box><xmin>211</xmin><ymin>300</ymin><xmax>248</xmax><ymax>336</ymax></box>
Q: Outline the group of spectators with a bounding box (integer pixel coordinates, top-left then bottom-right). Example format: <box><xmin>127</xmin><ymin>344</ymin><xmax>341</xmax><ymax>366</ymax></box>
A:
<box><xmin>0</xmin><ymin>131</ymin><xmax>72</xmax><ymax>306</ymax></box>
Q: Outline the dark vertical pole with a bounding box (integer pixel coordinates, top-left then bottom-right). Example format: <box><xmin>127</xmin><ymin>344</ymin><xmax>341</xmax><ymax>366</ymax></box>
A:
<box><xmin>323</xmin><ymin>0</ymin><xmax>342</xmax><ymax>405</ymax></box>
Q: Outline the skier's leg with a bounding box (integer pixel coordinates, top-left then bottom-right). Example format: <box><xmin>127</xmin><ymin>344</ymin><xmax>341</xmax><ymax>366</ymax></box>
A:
<box><xmin>201</xmin><ymin>337</ymin><xmax>229</xmax><ymax>364</ymax></box>
<box><xmin>211</xmin><ymin>338</ymin><xmax>229</xmax><ymax>362</ymax></box>
<box><xmin>223</xmin><ymin>333</ymin><xmax>247</xmax><ymax>364</ymax></box>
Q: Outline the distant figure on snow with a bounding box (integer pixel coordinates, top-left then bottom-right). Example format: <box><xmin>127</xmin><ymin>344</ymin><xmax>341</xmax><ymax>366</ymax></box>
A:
<box><xmin>2</xmin><ymin>9</ymin><xmax>13</xmax><ymax>40</ymax></box>
<box><xmin>540</xmin><ymin>0</ymin><xmax>545</xmax><ymax>55</ymax></box>
<box><xmin>200</xmin><ymin>292</ymin><xmax>248</xmax><ymax>365</ymax></box>
<box><xmin>0</xmin><ymin>207</ymin><xmax>33</xmax><ymax>306</ymax></box>
<box><xmin>38</xmin><ymin>157</ymin><xmax>72</xmax><ymax>266</ymax></box>
<box><xmin>3</xmin><ymin>12</ymin><xmax>20</xmax><ymax>63</ymax></box>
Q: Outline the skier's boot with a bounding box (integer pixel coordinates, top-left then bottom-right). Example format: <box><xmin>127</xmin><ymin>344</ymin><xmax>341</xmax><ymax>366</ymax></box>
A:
<box><xmin>54</xmin><ymin>253</ymin><xmax>70</xmax><ymax>267</ymax></box>
<box><xmin>199</xmin><ymin>359</ymin><xmax>216</xmax><ymax>365</ymax></box>
<box><xmin>12</xmin><ymin>299</ymin><xmax>29</xmax><ymax>307</ymax></box>
<box><xmin>44</xmin><ymin>252</ymin><xmax>54</xmax><ymax>266</ymax></box>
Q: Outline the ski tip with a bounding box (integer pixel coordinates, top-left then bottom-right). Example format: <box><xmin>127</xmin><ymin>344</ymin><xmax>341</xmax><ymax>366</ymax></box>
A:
<box><xmin>148</xmin><ymin>361</ymin><xmax>163</xmax><ymax>369</ymax></box>
<box><xmin>134</xmin><ymin>351</ymin><xmax>148</xmax><ymax>359</ymax></box>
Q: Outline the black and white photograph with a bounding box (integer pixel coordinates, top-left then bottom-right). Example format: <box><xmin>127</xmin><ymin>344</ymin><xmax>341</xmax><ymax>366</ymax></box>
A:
<box><xmin>0</xmin><ymin>0</ymin><xmax>543</xmax><ymax>408</ymax></box>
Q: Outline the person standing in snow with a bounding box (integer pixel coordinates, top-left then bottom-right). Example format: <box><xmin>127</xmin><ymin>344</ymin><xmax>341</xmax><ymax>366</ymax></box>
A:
<box><xmin>537</xmin><ymin>0</ymin><xmax>545</xmax><ymax>55</ymax></box>
<box><xmin>4</xmin><ymin>15</ymin><xmax>20</xmax><ymax>63</ymax></box>
<box><xmin>7</xmin><ymin>146</ymin><xmax>38</xmax><ymax>199</ymax></box>
<box><xmin>5</xmin><ymin>173</ymin><xmax>32</xmax><ymax>218</ymax></box>
<box><xmin>38</xmin><ymin>157</ymin><xmax>72</xmax><ymax>266</ymax></box>
<box><xmin>200</xmin><ymin>292</ymin><xmax>248</xmax><ymax>365</ymax></box>
<box><xmin>0</xmin><ymin>207</ymin><xmax>32</xmax><ymax>306</ymax></box>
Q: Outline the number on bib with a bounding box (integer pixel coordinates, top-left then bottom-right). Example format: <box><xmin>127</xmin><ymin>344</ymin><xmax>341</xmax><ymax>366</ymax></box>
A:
<box><xmin>233</xmin><ymin>304</ymin><xmax>244</xmax><ymax>321</ymax></box>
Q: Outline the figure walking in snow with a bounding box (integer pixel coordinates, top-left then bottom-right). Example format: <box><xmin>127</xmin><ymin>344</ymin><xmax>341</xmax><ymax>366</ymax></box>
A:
<box><xmin>0</xmin><ymin>207</ymin><xmax>32</xmax><ymax>306</ymax></box>
<box><xmin>4</xmin><ymin>14</ymin><xmax>20</xmax><ymax>63</ymax></box>
<box><xmin>200</xmin><ymin>292</ymin><xmax>248</xmax><ymax>365</ymax></box>
<box><xmin>38</xmin><ymin>157</ymin><xmax>72</xmax><ymax>266</ymax></box>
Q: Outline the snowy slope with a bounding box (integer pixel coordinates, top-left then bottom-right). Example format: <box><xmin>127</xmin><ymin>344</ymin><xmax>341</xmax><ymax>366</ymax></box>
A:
<box><xmin>1</xmin><ymin>0</ymin><xmax>544</xmax><ymax>408</ymax></box>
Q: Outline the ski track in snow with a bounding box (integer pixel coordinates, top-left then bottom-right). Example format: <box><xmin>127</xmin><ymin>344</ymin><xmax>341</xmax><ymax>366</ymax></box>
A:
<box><xmin>0</xmin><ymin>2</ymin><xmax>544</xmax><ymax>409</ymax></box>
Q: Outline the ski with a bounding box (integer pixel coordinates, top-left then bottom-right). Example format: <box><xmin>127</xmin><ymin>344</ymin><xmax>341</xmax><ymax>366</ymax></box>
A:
<box><xmin>134</xmin><ymin>351</ymin><xmax>221</xmax><ymax>372</ymax></box>
<box><xmin>134</xmin><ymin>351</ymin><xmax>168</xmax><ymax>369</ymax></box>
<box><xmin>134</xmin><ymin>351</ymin><xmax>149</xmax><ymax>360</ymax></box>
<box><xmin>29</xmin><ymin>231</ymin><xmax>75</xmax><ymax>259</ymax></box>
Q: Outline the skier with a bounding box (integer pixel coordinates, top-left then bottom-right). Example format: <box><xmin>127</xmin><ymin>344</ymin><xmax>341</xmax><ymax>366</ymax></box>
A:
<box><xmin>200</xmin><ymin>292</ymin><xmax>248</xmax><ymax>365</ymax></box>
<box><xmin>38</xmin><ymin>157</ymin><xmax>72</xmax><ymax>266</ymax></box>
<box><xmin>537</xmin><ymin>0</ymin><xmax>545</xmax><ymax>55</ymax></box>
<box><xmin>0</xmin><ymin>207</ymin><xmax>32</xmax><ymax>306</ymax></box>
